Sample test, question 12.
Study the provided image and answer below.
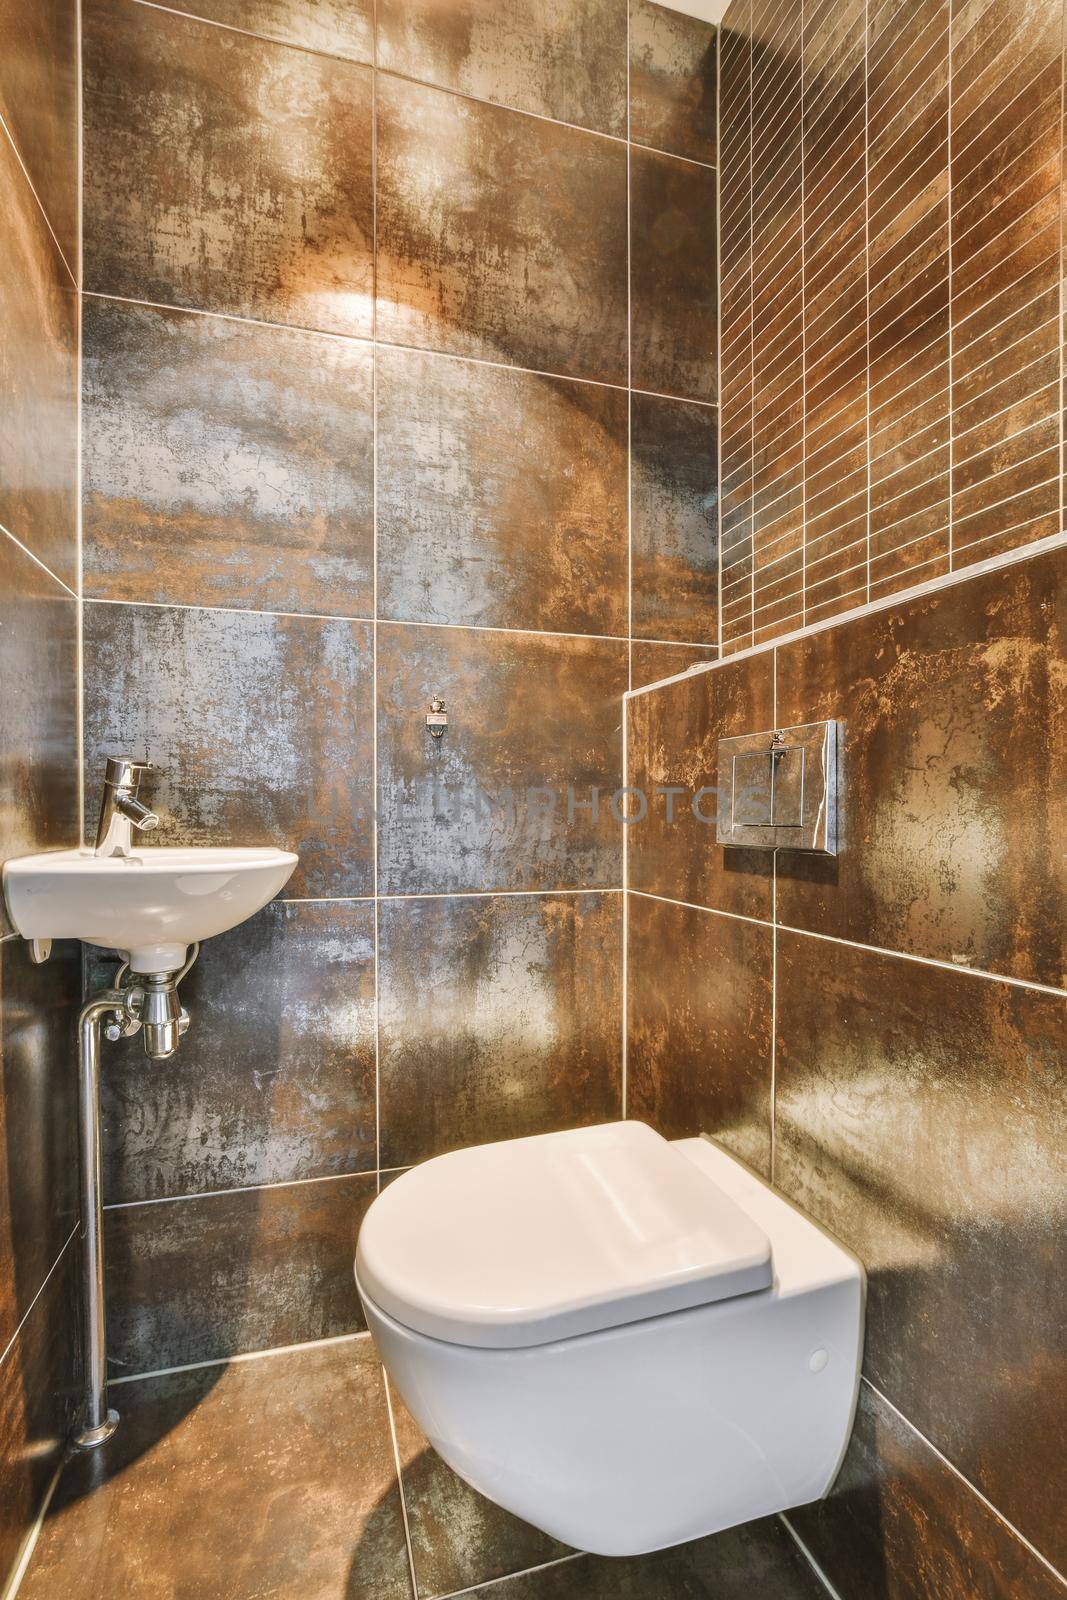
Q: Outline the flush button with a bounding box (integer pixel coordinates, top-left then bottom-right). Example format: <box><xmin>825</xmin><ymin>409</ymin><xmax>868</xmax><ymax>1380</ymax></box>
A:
<box><xmin>771</xmin><ymin>745</ymin><xmax>805</xmax><ymax>825</ymax></box>
<box><xmin>732</xmin><ymin>752</ymin><xmax>772</xmax><ymax>826</ymax></box>
<box><xmin>808</xmin><ymin>1348</ymin><xmax>829</xmax><ymax>1374</ymax></box>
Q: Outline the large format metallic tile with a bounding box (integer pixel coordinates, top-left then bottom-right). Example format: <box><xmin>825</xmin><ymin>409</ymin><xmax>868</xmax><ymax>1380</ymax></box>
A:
<box><xmin>378</xmin><ymin>893</ymin><xmax>622</xmax><ymax>1168</ymax></box>
<box><xmin>629</xmin><ymin>640</ymin><xmax>717</xmax><ymax>691</ymax></box>
<box><xmin>626</xmin><ymin>894</ymin><xmax>772</xmax><ymax>1175</ymax></box>
<box><xmin>629</xmin><ymin>0</ymin><xmax>717</xmax><ymax>164</ymax></box>
<box><xmin>377</xmin><ymin>347</ymin><xmax>628</xmax><ymax>635</ymax></box>
<box><xmin>376</xmin><ymin>77</ymin><xmax>628</xmax><ymax>384</ymax></box>
<box><xmin>377</xmin><ymin>625</ymin><xmax>627</xmax><ymax>895</ymax></box>
<box><xmin>390</xmin><ymin>1389</ymin><xmax>572</xmax><ymax>1597</ymax></box>
<box><xmin>790</xmin><ymin>1383</ymin><xmax>1066</xmax><ymax>1600</ymax></box>
<box><xmin>775</xmin><ymin>547</ymin><xmax>1066</xmax><ymax>988</ymax></box>
<box><xmin>104</xmin><ymin>1173</ymin><xmax>376</xmax><ymax>1373</ymax></box>
<box><xmin>82</xmin><ymin>298</ymin><xmax>374</xmax><ymax>616</ymax></box>
<box><xmin>630</xmin><ymin>391</ymin><xmax>719</xmax><ymax>645</ymax></box>
<box><xmin>0</xmin><ymin>534</ymin><xmax>78</xmax><ymax>935</ymax></box>
<box><xmin>0</xmin><ymin>0</ymin><xmax>79</xmax><ymax>271</ymax></box>
<box><xmin>775</xmin><ymin>933</ymin><xmax>1067</xmax><ymax>1571</ymax></box>
<box><xmin>0</xmin><ymin>1241</ymin><xmax>78</xmax><ymax>1590</ymax></box>
<box><xmin>83</xmin><ymin>602</ymin><xmax>374</xmax><ymax>900</ymax></box>
<box><xmin>462</xmin><ymin>1517</ymin><xmax>827</xmax><ymax>1598</ymax></box>
<box><xmin>377</xmin><ymin>0</ymin><xmax>627</xmax><ymax>135</ymax></box>
<box><xmin>0</xmin><ymin>134</ymin><xmax>77</xmax><ymax>588</ymax></box>
<box><xmin>155</xmin><ymin>0</ymin><xmax>373</xmax><ymax>62</ymax></box>
<box><xmin>22</xmin><ymin>1340</ymin><xmax>411</xmax><ymax>1600</ymax></box>
<box><xmin>626</xmin><ymin>657</ymin><xmax>774</xmax><ymax>918</ymax></box>
<box><xmin>0</xmin><ymin>939</ymin><xmax>80</xmax><ymax>1352</ymax></box>
<box><xmin>630</xmin><ymin>145</ymin><xmax>718</xmax><ymax>402</ymax></box>
<box><xmin>82</xmin><ymin>0</ymin><xmax>373</xmax><ymax>334</ymax></box>
<box><xmin>95</xmin><ymin>901</ymin><xmax>377</xmax><ymax>1206</ymax></box>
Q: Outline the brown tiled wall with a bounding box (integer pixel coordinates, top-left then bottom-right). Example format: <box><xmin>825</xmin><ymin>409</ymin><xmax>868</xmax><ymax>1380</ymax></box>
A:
<box><xmin>77</xmin><ymin>0</ymin><xmax>719</xmax><ymax>1384</ymax></box>
<box><xmin>0</xmin><ymin>0</ymin><xmax>82</xmax><ymax>1586</ymax></box>
<box><xmin>718</xmin><ymin>0</ymin><xmax>1066</xmax><ymax>652</ymax></box>
<box><xmin>625</xmin><ymin>544</ymin><xmax>1066</xmax><ymax>1596</ymax></box>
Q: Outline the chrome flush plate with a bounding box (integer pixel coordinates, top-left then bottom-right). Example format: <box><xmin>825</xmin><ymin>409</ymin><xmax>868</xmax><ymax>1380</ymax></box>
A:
<box><xmin>716</xmin><ymin>721</ymin><xmax>838</xmax><ymax>854</ymax></box>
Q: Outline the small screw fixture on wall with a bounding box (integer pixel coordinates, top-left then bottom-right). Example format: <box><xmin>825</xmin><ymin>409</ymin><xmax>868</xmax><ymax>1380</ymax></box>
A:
<box><xmin>426</xmin><ymin>695</ymin><xmax>449</xmax><ymax>739</ymax></box>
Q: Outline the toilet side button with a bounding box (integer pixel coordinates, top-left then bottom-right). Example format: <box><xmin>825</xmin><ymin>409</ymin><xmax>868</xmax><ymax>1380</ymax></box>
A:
<box><xmin>808</xmin><ymin>1348</ymin><xmax>829</xmax><ymax>1374</ymax></box>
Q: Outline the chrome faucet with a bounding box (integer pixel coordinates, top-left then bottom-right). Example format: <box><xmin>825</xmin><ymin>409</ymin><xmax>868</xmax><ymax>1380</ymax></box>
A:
<box><xmin>94</xmin><ymin>756</ymin><xmax>160</xmax><ymax>857</ymax></box>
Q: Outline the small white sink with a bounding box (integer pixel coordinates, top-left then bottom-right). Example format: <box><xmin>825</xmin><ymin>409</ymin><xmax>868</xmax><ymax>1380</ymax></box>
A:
<box><xmin>2</xmin><ymin>846</ymin><xmax>298</xmax><ymax>973</ymax></box>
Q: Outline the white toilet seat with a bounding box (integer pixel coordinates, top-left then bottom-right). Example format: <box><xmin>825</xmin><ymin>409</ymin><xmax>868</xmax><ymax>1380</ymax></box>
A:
<box><xmin>356</xmin><ymin>1124</ymin><xmax>865</xmax><ymax>1558</ymax></box>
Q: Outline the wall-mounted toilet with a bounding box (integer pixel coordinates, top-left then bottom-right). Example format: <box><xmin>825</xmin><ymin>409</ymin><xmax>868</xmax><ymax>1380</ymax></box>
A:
<box><xmin>356</xmin><ymin>1121</ymin><xmax>865</xmax><ymax>1558</ymax></box>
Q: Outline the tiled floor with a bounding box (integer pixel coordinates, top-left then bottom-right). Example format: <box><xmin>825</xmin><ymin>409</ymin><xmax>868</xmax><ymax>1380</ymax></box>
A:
<box><xmin>21</xmin><ymin>1337</ymin><xmax>830</xmax><ymax>1600</ymax></box>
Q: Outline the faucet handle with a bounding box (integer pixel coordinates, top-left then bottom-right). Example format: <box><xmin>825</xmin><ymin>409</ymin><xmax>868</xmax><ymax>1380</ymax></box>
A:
<box><xmin>103</xmin><ymin>756</ymin><xmax>156</xmax><ymax>792</ymax></box>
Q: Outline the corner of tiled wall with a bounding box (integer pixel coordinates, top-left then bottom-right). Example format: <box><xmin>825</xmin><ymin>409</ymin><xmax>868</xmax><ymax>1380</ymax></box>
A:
<box><xmin>0</xmin><ymin>0</ymin><xmax>84</xmax><ymax>1586</ymax></box>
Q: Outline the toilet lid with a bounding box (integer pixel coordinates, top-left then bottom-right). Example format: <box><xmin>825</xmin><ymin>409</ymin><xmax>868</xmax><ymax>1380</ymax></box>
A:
<box><xmin>355</xmin><ymin>1121</ymin><xmax>773</xmax><ymax>1349</ymax></box>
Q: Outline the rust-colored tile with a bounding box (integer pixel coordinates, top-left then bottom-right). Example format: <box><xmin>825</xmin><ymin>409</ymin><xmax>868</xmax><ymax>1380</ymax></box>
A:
<box><xmin>629</xmin><ymin>640</ymin><xmax>717</xmax><ymax>690</ymax></box>
<box><xmin>0</xmin><ymin>134</ymin><xmax>77</xmax><ymax>588</ymax></box>
<box><xmin>104</xmin><ymin>1173</ymin><xmax>376</xmax><ymax>1374</ymax></box>
<box><xmin>0</xmin><ymin>1242</ymin><xmax>78</xmax><ymax>1589</ymax></box>
<box><xmin>377</xmin><ymin>0</ymin><xmax>627</xmax><ymax>136</ymax></box>
<box><xmin>83</xmin><ymin>602</ymin><xmax>374</xmax><ymax>900</ymax></box>
<box><xmin>626</xmin><ymin>656</ymin><xmax>774</xmax><ymax>918</ymax></box>
<box><xmin>377</xmin><ymin>348</ymin><xmax>628</xmax><ymax>635</ymax></box>
<box><xmin>630</xmin><ymin>145</ymin><xmax>718</xmax><ymax>402</ymax></box>
<box><xmin>631</xmin><ymin>392</ymin><xmax>719</xmax><ymax>646</ymax></box>
<box><xmin>83</xmin><ymin>0</ymin><xmax>374</xmax><ymax>334</ymax></box>
<box><xmin>0</xmin><ymin>939</ymin><xmax>79</xmax><ymax>1350</ymax></box>
<box><xmin>459</xmin><ymin>1517</ymin><xmax>828</xmax><ymax>1598</ymax></box>
<box><xmin>775</xmin><ymin>547</ymin><xmax>1066</xmax><ymax>988</ymax></box>
<box><xmin>159</xmin><ymin>0</ymin><xmax>373</xmax><ymax>61</ymax></box>
<box><xmin>82</xmin><ymin>298</ymin><xmax>374</xmax><ymax>615</ymax></box>
<box><xmin>776</xmin><ymin>933</ymin><xmax>1067</xmax><ymax>1570</ymax></box>
<box><xmin>0</xmin><ymin>534</ymin><xmax>79</xmax><ymax>934</ymax></box>
<box><xmin>0</xmin><ymin>0</ymin><xmax>78</xmax><ymax>270</ymax></box>
<box><xmin>390</xmin><ymin>1389</ymin><xmax>573</xmax><ymax>1596</ymax></box>
<box><xmin>791</xmin><ymin>1383</ymin><xmax>1066</xmax><ymax>1600</ymax></box>
<box><xmin>378</xmin><ymin>893</ymin><xmax>622</xmax><ymax>1168</ymax></box>
<box><xmin>629</xmin><ymin>0</ymin><xmax>717</xmax><ymax>164</ymax></box>
<box><xmin>95</xmin><ymin>901</ymin><xmax>377</xmax><ymax>1205</ymax></box>
<box><xmin>376</xmin><ymin>76</ymin><xmax>628</xmax><ymax>384</ymax></box>
<box><xmin>626</xmin><ymin>894</ymin><xmax>772</xmax><ymax>1175</ymax></box>
<box><xmin>21</xmin><ymin>1340</ymin><xmax>411</xmax><ymax>1600</ymax></box>
<box><xmin>376</xmin><ymin>625</ymin><xmax>627</xmax><ymax>895</ymax></box>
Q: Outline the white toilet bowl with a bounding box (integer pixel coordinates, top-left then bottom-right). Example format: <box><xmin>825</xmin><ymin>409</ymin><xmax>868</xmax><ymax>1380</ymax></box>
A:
<box><xmin>356</xmin><ymin>1121</ymin><xmax>864</xmax><ymax>1558</ymax></box>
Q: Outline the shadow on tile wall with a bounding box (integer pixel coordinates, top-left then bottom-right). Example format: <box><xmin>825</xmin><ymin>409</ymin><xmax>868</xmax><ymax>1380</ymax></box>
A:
<box><xmin>77</xmin><ymin>0</ymin><xmax>719</xmax><ymax>1467</ymax></box>
<box><xmin>625</xmin><ymin>545</ymin><xmax>1067</xmax><ymax>1597</ymax></box>
<box><xmin>0</xmin><ymin>0</ymin><xmax>82</xmax><ymax>1587</ymax></box>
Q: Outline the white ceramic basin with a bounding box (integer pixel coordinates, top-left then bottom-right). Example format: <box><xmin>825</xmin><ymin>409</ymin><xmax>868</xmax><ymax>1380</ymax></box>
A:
<box><xmin>2</xmin><ymin>846</ymin><xmax>298</xmax><ymax>973</ymax></box>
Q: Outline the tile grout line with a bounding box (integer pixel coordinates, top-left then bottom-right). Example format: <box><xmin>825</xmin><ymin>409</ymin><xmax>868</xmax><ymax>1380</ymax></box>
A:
<box><xmin>0</xmin><ymin>522</ymin><xmax>79</xmax><ymax>601</ymax></box>
<box><xmin>80</xmin><ymin>592</ymin><xmax>714</xmax><ymax>652</ymax></box>
<box><xmin>382</xmin><ymin>1372</ymin><xmax>421</xmax><ymax>1600</ymax></box>
<box><xmin>282</xmin><ymin>890</ymin><xmax>624</xmax><ymax>905</ymax></box>
<box><xmin>625</xmin><ymin>528</ymin><xmax>1067</xmax><ymax>698</ymax></box>
<box><xmin>0</xmin><ymin>108</ymin><xmax>78</xmax><ymax>290</ymax></box>
<box><xmin>79</xmin><ymin>289</ymin><xmax>719</xmax><ymax>410</ymax></box>
<box><xmin>123</xmin><ymin>0</ymin><xmax>718</xmax><ymax>172</ymax></box>
<box><xmin>429</xmin><ymin>1553</ymin><xmax>586</xmax><ymax>1600</ymax></box>
<box><xmin>103</xmin><ymin>1167</ymin><xmax>382</xmax><ymax>1211</ymax></box>
<box><xmin>627</xmin><ymin>889</ymin><xmax>1066</xmax><ymax>998</ymax></box>
<box><xmin>371</xmin><ymin>0</ymin><xmax>382</xmax><ymax>1189</ymax></box>
<box><xmin>778</xmin><ymin>1514</ymin><xmax>846</xmax><ymax>1600</ymax></box>
<box><xmin>860</xmin><ymin>1378</ymin><xmax>1067</xmax><ymax>1588</ymax></box>
<box><xmin>108</xmin><ymin>1330</ymin><xmax>372</xmax><ymax>1387</ymax></box>
<box><xmin>0</xmin><ymin>1463</ymin><xmax>63</xmax><ymax>1600</ymax></box>
<box><xmin>0</xmin><ymin>1227</ymin><xmax>80</xmax><ymax>1376</ymax></box>
<box><xmin>621</xmin><ymin>0</ymin><xmax>631</xmax><ymax>1117</ymax></box>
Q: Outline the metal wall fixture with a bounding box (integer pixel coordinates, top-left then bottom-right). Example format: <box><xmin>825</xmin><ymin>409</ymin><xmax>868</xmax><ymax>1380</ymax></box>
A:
<box><xmin>426</xmin><ymin>695</ymin><xmax>449</xmax><ymax>738</ymax></box>
<box><xmin>716</xmin><ymin>721</ymin><xmax>838</xmax><ymax>854</ymax></box>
